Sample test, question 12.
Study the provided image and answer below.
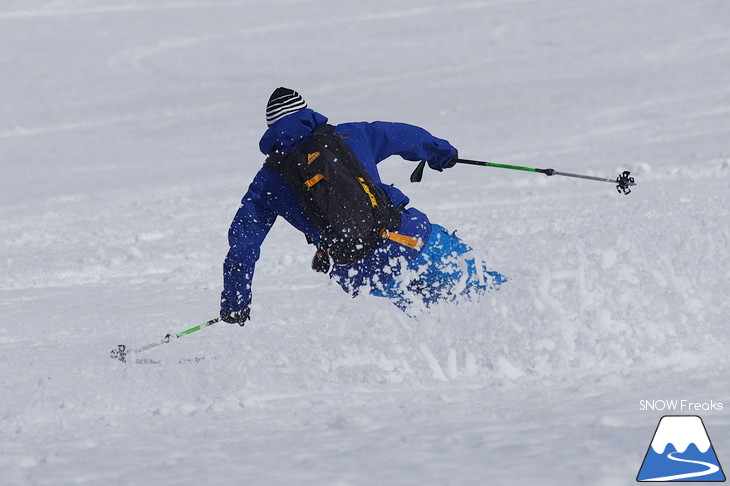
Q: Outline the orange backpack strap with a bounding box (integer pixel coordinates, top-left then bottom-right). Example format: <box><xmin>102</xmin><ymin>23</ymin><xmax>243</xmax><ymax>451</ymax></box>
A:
<box><xmin>380</xmin><ymin>230</ymin><xmax>424</xmax><ymax>251</ymax></box>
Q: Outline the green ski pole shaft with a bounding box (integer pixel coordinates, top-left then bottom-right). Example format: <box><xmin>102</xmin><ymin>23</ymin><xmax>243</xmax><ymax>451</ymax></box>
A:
<box><xmin>410</xmin><ymin>157</ymin><xmax>636</xmax><ymax>193</ymax></box>
<box><xmin>176</xmin><ymin>317</ymin><xmax>220</xmax><ymax>338</ymax></box>
<box><xmin>456</xmin><ymin>159</ymin><xmax>545</xmax><ymax>174</ymax></box>
<box><xmin>420</xmin><ymin>158</ymin><xmax>636</xmax><ymax>194</ymax></box>
<box><xmin>110</xmin><ymin>317</ymin><xmax>220</xmax><ymax>362</ymax></box>
<box><xmin>457</xmin><ymin>158</ymin><xmax>621</xmax><ymax>184</ymax></box>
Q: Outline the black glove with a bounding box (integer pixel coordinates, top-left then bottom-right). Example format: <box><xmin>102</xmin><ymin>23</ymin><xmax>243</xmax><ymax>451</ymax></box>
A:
<box><xmin>220</xmin><ymin>309</ymin><xmax>250</xmax><ymax>326</ymax></box>
<box><xmin>430</xmin><ymin>151</ymin><xmax>459</xmax><ymax>172</ymax></box>
<box><xmin>443</xmin><ymin>152</ymin><xmax>458</xmax><ymax>169</ymax></box>
<box><xmin>311</xmin><ymin>248</ymin><xmax>331</xmax><ymax>273</ymax></box>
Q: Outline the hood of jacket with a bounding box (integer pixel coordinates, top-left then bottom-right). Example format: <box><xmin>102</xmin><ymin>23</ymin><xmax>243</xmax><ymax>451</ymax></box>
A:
<box><xmin>258</xmin><ymin>108</ymin><xmax>329</xmax><ymax>155</ymax></box>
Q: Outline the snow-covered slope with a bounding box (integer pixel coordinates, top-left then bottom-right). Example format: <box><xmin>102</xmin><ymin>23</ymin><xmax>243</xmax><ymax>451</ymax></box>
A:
<box><xmin>1</xmin><ymin>1</ymin><xmax>729</xmax><ymax>485</ymax></box>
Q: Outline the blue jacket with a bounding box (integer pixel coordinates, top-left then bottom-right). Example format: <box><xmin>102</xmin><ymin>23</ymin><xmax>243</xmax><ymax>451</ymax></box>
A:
<box><xmin>221</xmin><ymin>108</ymin><xmax>457</xmax><ymax>314</ymax></box>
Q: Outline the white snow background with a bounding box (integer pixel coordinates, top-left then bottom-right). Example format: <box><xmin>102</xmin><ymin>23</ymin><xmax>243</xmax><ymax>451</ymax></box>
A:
<box><xmin>1</xmin><ymin>1</ymin><xmax>729</xmax><ymax>485</ymax></box>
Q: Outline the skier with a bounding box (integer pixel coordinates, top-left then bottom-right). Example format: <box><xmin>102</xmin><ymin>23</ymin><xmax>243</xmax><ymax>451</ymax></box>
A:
<box><xmin>220</xmin><ymin>87</ymin><xmax>506</xmax><ymax>325</ymax></box>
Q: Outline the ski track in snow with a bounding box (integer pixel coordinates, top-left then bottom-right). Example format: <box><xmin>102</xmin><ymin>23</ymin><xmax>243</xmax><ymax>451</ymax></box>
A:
<box><xmin>2</xmin><ymin>0</ymin><xmax>730</xmax><ymax>485</ymax></box>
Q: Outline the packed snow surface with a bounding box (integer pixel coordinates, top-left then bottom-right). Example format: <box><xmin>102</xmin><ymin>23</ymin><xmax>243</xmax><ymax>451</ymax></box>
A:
<box><xmin>1</xmin><ymin>1</ymin><xmax>729</xmax><ymax>485</ymax></box>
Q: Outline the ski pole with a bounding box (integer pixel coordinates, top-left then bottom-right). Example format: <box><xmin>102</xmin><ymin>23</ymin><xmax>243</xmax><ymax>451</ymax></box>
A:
<box><xmin>110</xmin><ymin>317</ymin><xmax>220</xmax><ymax>363</ymax></box>
<box><xmin>410</xmin><ymin>158</ymin><xmax>636</xmax><ymax>194</ymax></box>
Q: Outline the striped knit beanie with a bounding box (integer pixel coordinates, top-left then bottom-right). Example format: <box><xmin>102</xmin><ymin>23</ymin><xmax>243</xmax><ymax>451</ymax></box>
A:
<box><xmin>266</xmin><ymin>87</ymin><xmax>307</xmax><ymax>126</ymax></box>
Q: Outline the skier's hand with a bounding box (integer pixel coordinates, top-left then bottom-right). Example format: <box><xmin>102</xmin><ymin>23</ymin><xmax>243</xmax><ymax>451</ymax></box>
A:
<box><xmin>311</xmin><ymin>248</ymin><xmax>331</xmax><ymax>273</ymax></box>
<box><xmin>428</xmin><ymin>149</ymin><xmax>458</xmax><ymax>172</ymax></box>
<box><xmin>220</xmin><ymin>309</ymin><xmax>250</xmax><ymax>326</ymax></box>
<box><xmin>441</xmin><ymin>153</ymin><xmax>458</xmax><ymax>170</ymax></box>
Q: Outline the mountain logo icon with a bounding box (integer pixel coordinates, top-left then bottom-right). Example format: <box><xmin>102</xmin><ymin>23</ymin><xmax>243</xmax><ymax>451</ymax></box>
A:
<box><xmin>637</xmin><ymin>415</ymin><xmax>726</xmax><ymax>482</ymax></box>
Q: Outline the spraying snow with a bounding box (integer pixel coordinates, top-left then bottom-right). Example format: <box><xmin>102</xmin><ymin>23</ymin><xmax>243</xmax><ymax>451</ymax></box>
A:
<box><xmin>1</xmin><ymin>1</ymin><xmax>729</xmax><ymax>485</ymax></box>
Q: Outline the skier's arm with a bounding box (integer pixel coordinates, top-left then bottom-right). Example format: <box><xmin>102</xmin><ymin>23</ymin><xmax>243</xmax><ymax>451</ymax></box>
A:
<box><xmin>364</xmin><ymin>121</ymin><xmax>457</xmax><ymax>170</ymax></box>
<box><xmin>220</xmin><ymin>175</ymin><xmax>278</xmax><ymax>319</ymax></box>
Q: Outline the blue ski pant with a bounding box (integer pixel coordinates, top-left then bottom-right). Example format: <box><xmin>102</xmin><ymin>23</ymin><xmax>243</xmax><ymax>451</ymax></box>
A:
<box><xmin>370</xmin><ymin>224</ymin><xmax>508</xmax><ymax>312</ymax></box>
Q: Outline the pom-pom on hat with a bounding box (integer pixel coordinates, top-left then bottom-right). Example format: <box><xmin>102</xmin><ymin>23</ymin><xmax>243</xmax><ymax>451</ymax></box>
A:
<box><xmin>266</xmin><ymin>87</ymin><xmax>307</xmax><ymax>126</ymax></box>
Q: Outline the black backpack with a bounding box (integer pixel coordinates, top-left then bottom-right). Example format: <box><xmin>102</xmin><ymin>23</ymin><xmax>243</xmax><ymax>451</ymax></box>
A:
<box><xmin>265</xmin><ymin>124</ymin><xmax>401</xmax><ymax>265</ymax></box>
